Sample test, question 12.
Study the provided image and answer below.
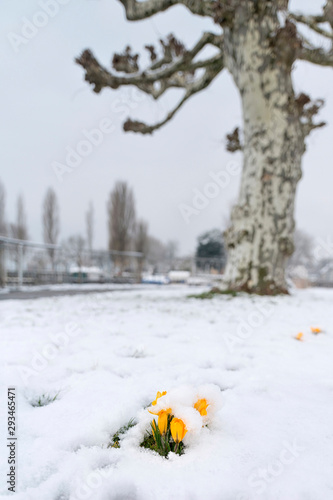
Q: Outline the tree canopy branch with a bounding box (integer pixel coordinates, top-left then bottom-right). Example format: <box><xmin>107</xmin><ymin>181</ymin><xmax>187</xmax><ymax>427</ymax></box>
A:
<box><xmin>226</xmin><ymin>127</ymin><xmax>243</xmax><ymax>152</ymax></box>
<box><xmin>298</xmin><ymin>39</ymin><xmax>333</xmax><ymax>67</ymax></box>
<box><xmin>76</xmin><ymin>30</ymin><xmax>225</xmax><ymax>133</ymax></box>
<box><xmin>123</xmin><ymin>55</ymin><xmax>225</xmax><ymax>134</ymax></box>
<box><xmin>294</xmin><ymin>93</ymin><xmax>326</xmax><ymax>137</ymax></box>
<box><xmin>289</xmin><ymin>13</ymin><xmax>333</xmax><ymax>40</ymax></box>
<box><xmin>117</xmin><ymin>0</ymin><xmax>215</xmax><ymax>20</ymax></box>
<box><xmin>76</xmin><ymin>32</ymin><xmax>223</xmax><ymax>96</ymax></box>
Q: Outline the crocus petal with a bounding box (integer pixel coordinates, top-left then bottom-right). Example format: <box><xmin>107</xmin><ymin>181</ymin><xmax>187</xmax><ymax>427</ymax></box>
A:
<box><xmin>151</xmin><ymin>390</ymin><xmax>167</xmax><ymax>406</ymax></box>
<box><xmin>170</xmin><ymin>418</ymin><xmax>187</xmax><ymax>443</ymax></box>
<box><xmin>157</xmin><ymin>408</ymin><xmax>172</xmax><ymax>435</ymax></box>
<box><xmin>148</xmin><ymin>408</ymin><xmax>160</xmax><ymax>415</ymax></box>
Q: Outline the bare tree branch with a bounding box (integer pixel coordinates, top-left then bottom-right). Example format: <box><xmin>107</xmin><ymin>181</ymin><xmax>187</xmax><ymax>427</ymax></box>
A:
<box><xmin>324</xmin><ymin>0</ymin><xmax>333</xmax><ymax>28</ymax></box>
<box><xmin>76</xmin><ymin>32</ymin><xmax>223</xmax><ymax>96</ymax></box>
<box><xmin>298</xmin><ymin>42</ymin><xmax>333</xmax><ymax>66</ymax></box>
<box><xmin>289</xmin><ymin>13</ymin><xmax>333</xmax><ymax>40</ymax></box>
<box><xmin>123</xmin><ymin>55</ymin><xmax>224</xmax><ymax>134</ymax></box>
<box><xmin>76</xmin><ymin>31</ymin><xmax>224</xmax><ymax>133</ymax></box>
<box><xmin>117</xmin><ymin>0</ymin><xmax>215</xmax><ymax>21</ymax></box>
<box><xmin>226</xmin><ymin>127</ymin><xmax>242</xmax><ymax>152</ymax></box>
<box><xmin>295</xmin><ymin>93</ymin><xmax>326</xmax><ymax>137</ymax></box>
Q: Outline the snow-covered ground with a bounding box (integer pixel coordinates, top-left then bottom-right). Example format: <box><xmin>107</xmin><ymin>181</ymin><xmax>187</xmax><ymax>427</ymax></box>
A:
<box><xmin>1</xmin><ymin>286</ymin><xmax>333</xmax><ymax>500</ymax></box>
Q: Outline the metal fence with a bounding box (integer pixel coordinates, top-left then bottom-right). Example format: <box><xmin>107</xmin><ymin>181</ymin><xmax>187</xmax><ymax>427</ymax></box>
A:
<box><xmin>0</xmin><ymin>236</ymin><xmax>229</xmax><ymax>289</ymax></box>
<box><xmin>0</xmin><ymin>236</ymin><xmax>143</xmax><ymax>288</ymax></box>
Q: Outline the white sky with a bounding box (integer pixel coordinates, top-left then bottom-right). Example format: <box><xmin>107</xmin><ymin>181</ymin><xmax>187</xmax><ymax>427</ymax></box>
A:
<box><xmin>0</xmin><ymin>0</ymin><xmax>332</xmax><ymax>254</ymax></box>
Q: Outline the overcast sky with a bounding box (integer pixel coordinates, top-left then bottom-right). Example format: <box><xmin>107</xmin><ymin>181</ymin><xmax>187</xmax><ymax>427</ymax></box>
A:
<box><xmin>1</xmin><ymin>0</ymin><xmax>332</xmax><ymax>254</ymax></box>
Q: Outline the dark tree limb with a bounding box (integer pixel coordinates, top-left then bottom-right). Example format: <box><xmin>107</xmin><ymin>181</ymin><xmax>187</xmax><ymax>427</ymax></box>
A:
<box><xmin>75</xmin><ymin>1</ymin><xmax>332</xmax><ymax>137</ymax></box>
<box><xmin>289</xmin><ymin>13</ymin><xmax>333</xmax><ymax>40</ymax></box>
<box><xmin>298</xmin><ymin>43</ymin><xmax>333</xmax><ymax>67</ymax></box>
<box><xmin>324</xmin><ymin>0</ymin><xmax>333</xmax><ymax>28</ymax></box>
<box><xmin>76</xmin><ymin>31</ymin><xmax>225</xmax><ymax>133</ymax></box>
<box><xmin>295</xmin><ymin>93</ymin><xmax>327</xmax><ymax>137</ymax></box>
<box><xmin>226</xmin><ymin>127</ymin><xmax>242</xmax><ymax>152</ymax></box>
<box><xmin>117</xmin><ymin>0</ymin><xmax>215</xmax><ymax>20</ymax></box>
<box><xmin>123</xmin><ymin>55</ymin><xmax>225</xmax><ymax>134</ymax></box>
<box><xmin>76</xmin><ymin>32</ymin><xmax>223</xmax><ymax>97</ymax></box>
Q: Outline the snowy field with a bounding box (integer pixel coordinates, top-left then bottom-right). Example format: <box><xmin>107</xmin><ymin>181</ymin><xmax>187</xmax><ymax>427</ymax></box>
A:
<box><xmin>1</xmin><ymin>286</ymin><xmax>333</xmax><ymax>500</ymax></box>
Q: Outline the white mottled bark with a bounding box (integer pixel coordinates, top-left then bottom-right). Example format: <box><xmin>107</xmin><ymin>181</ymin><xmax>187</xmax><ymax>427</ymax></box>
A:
<box><xmin>223</xmin><ymin>12</ymin><xmax>304</xmax><ymax>294</ymax></box>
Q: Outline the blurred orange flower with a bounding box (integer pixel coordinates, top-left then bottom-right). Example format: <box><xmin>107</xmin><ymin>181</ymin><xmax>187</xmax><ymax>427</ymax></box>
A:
<box><xmin>311</xmin><ymin>327</ymin><xmax>321</xmax><ymax>334</ymax></box>
<box><xmin>194</xmin><ymin>398</ymin><xmax>209</xmax><ymax>416</ymax></box>
<box><xmin>296</xmin><ymin>332</ymin><xmax>303</xmax><ymax>341</ymax></box>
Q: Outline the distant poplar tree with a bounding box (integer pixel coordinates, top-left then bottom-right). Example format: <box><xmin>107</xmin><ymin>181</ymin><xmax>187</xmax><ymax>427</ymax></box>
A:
<box><xmin>43</xmin><ymin>187</ymin><xmax>60</xmax><ymax>269</ymax></box>
<box><xmin>107</xmin><ymin>181</ymin><xmax>136</xmax><ymax>269</ymax></box>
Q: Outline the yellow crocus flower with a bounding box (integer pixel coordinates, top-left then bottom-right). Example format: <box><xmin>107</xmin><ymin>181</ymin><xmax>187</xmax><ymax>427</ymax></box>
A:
<box><xmin>151</xmin><ymin>391</ymin><xmax>167</xmax><ymax>406</ymax></box>
<box><xmin>158</xmin><ymin>408</ymin><xmax>172</xmax><ymax>435</ymax></box>
<box><xmin>194</xmin><ymin>398</ymin><xmax>209</xmax><ymax>416</ymax></box>
<box><xmin>170</xmin><ymin>418</ymin><xmax>187</xmax><ymax>443</ymax></box>
<box><xmin>296</xmin><ymin>332</ymin><xmax>303</xmax><ymax>341</ymax></box>
<box><xmin>148</xmin><ymin>391</ymin><xmax>168</xmax><ymax>415</ymax></box>
<box><xmin>311</xmin><ymin>327</ymin><xmax>321</xmax><ymax>334</ymax></box>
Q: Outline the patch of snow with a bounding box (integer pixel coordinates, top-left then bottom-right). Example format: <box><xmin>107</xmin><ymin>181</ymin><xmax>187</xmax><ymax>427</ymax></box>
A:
<box><xmin>0</xmin><ymin>287</ymin><xmax>332</xmax><ymax>499</ymax></box>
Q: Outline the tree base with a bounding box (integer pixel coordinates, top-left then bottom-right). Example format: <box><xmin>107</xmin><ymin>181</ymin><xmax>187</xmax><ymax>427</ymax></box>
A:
<box><xmin>188</xmin><ymin>288</ymin><xmax>238</xmax><ymax>300</ymax></box>
<box><xmin>218</xmin><ymin>281</ymin><xmax>289</xmax><ymax>297</ymax></box>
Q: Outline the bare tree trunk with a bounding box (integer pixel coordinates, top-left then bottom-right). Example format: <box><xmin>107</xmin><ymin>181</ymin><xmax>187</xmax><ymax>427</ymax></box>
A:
<box><xmin>223</xmin><ymin>13</ymin><xmax>304</xmax><ymax>294</ymax></box>
<box><xmin>108</xmin><ymin>181</ymin><xmax>136</xmax><ymax>273</ymax></box>
<box><xmin>135</xmin><ymin>219</ymin><xmax>149</xmax><ymax>281</ymax></box>
<box><xmin>43</xmin><ymin>188</ymin><xmax>59</xmax><ymax>271</ymax></box>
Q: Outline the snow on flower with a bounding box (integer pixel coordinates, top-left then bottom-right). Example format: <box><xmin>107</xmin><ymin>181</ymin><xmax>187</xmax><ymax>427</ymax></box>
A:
<box><xmin>133</xmin><ymin>384</ymin><xmax>223</xmax><ymax>456</ymax></box>
<box><xmin>151</xmin><ymin>390</ymin><xmax>167</xmax><ymax>406</ymax></box>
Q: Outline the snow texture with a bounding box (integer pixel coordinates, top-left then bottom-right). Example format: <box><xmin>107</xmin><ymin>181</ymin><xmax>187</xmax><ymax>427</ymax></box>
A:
<box><xmin>0</xmin><ymin>285</ymin><xmax>333</xmax><ymax>500</ymax></box>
